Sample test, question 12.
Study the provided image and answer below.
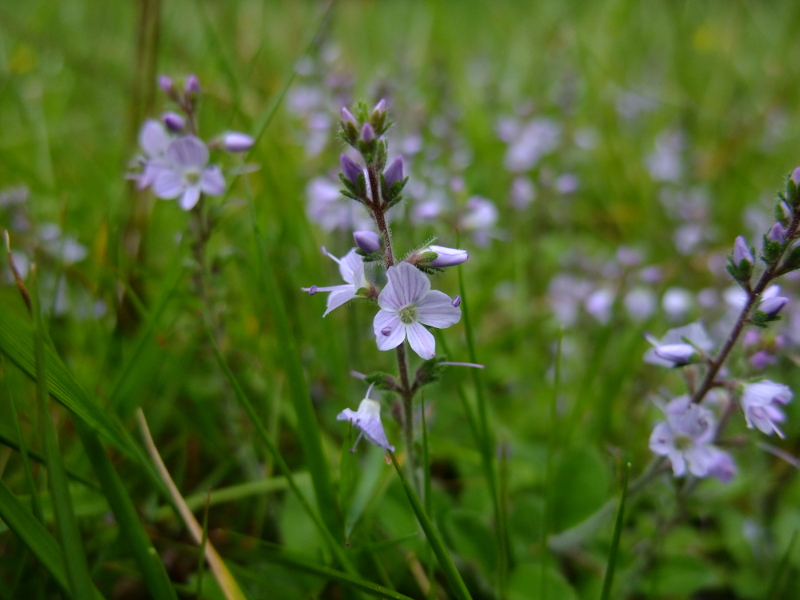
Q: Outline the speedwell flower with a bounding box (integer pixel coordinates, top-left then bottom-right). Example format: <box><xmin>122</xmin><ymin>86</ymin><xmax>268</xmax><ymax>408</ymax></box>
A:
<box><xmin>302</xmin><ymin>248</ymin><xmax>369</xmax><ymax>316</ymax></box>
<box><xmin>337</xmin><ymin>386</ymin><xmax>394</xmax><ymax>452</ymax></box>
<box><xmin>136</xmin><ymin>119</ymin><xmax>172</xmax><ymax>190</ymax></box>
<box><xmin>373</xmin><ymin>261</ymin><xmax>461</xmax><ymax>359</ymax></box>
<box><xmin>740</xmin><ymin>380</ymin><xmax>792</xmax><ymax>437</ymax></box>
<box><xmin>152</xmin><ymin>136</ymin><xmax>226</xmax><ymax>210</ymax></box>
<box><xmin>644</xmin><ymin>321</ymin><xmax>713</xmax><ymax>368</ymax></box>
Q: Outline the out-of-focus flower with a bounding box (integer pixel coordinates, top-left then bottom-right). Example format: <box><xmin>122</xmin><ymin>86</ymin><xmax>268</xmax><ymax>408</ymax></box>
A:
<box><xmin>459</xmin><ymin>196</ymin><xmax>498</xmax><ymax>246</ymax></box>
<box><xmin>302</xmin><ymin>248</ymin><xmax>369</xmax><ymax>317</ymax></box>
<box><xmin>152</xmin><ymin>136</ymin><xmax>225</xmax><ymax>210</ymax></box>
<box><xmin>222</xmin><ymin>132</ymin><xmax>255</xmax><ymax>153</ymax></box>
<box><xmin>136</xmin><ymin>119</ymin><xmax>172</xmax><ymax>189</ymax></box>
<box><xmin>644</xmin><ymin>322</ymin><xmax>713</xmax><ymax>367</ymax></box>
<box><xmin>645</xmin><ymin>130</ymin><xmax>684</xmax><ymax>183</ymax></box>
<box><xmin>740</xmin><ymin>380</ymin><xmax>792</xmax><ymax>437</ymax></box>
<box><xmin>373</xmin><ymin>262</ymin><xmax>461</xmax><ymax>359</ymax></box>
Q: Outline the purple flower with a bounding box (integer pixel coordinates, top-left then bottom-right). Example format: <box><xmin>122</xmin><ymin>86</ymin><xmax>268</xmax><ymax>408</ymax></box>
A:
<box><xmin>360</xmin><ymin>123</ymin><xmax>375</xmax><ymax>143</ymax></box>
<box><xmin>353</xmin><ymin>230</ymin><xmax>381</xmax><ymax>254</ymax></box>
<box><xmin>733</xmin><ymin>235</ymin><xmax>754</xmax><ymax>265</ymax></box>
<box><xmin>337</xmin><ymin>397</ymin><xmax>394</xmax><ymax>452</ymax></box>
<box><xmin>792</xmin><ymin>166</ymin><xmax>800</xmax><ymax>186</ymax></box>
<box><xmin>222</xmin><ymin>132</ymin><xmax>255</xmax><ymax>152</ymax></box>
<box><xmin>383</xmin><ymin>156</ymin><xmax>404</xmax><ymax>188</ymax></box>
<box><xmin>302</xmin><ymin>248</ymin><xmax>368</xmax><ymax>316</ymax></box>
<box><xmin>185</xmin><ymin>74</ymin><xmax>200</xmax><ymax>94</ymax></box>
<box><xmin>136</xmin><ymin>119</ymin><xmax>172</xmax><ymax>189</ymax></box>
<box><xmin>420</xmin><ymin>245</ymin><xmax>469</xmax><ymax>268</ymax></box>
<box><xmin>649</xmin><ymin>396</ymin><xmax>722</xmax><ymax>478</ymax></box>
<box><xmin>759</xmin><ymin>296</ymin><xmax>788</xmax><ymax>317</ymax></box>
<box><xmin>459</xmin><ymin>196</ymin><xmax>498</xmax><ymax>246</ymax></box>
<box><xmin>740</xmin><ymin>380</ymin><xmax>792</xmax><ymax>437</ymax></box>
<box><xmin>644</xmin><ymin>322</ymin><xmax>713</xmax><ymax>368</ymax></box>
<box><xmin>341</xmin><ymin>107</ymin><xmax>358</xmax><ymax>126</ymax></box>
<box><xmin>767</xmin><ymin>222</ymin><xmax>787</xmax><ymax>244</ymax></box>
<box><xmin>158</xmin><ymin>75</ymin><xmax>174</xmax><ymax>94</ymax></box>
<box><xmin>373</xmin><ymin>262</ymin><xmax>461</xmax><ymax>359</ymax></box>
<box><xmin>152</xmin><ymin>136</ymin><xmax>226</xmax><ymax>210</ymax></box>
<box><xmin>340</xmin><ymin>154</ymin><xmax>362</xmax><ymax>185</ymax></box>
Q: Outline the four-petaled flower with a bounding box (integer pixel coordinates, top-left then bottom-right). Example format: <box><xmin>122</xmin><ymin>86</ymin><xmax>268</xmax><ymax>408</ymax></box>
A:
<box><xmin>337</xmin><ymin>396</ymin><xmax>394</xmax><ymax>452</ymax></box>
<box><xmin>302</xmin><ymin>248</ymin><xmax>369</xmax><ymax>316</ymax></box>
<box><xmin>373</xmin><ymin>262</ymin><xmax>461</xmax><ymax>359</ymax></box>
<box><xmin>152</xmin><ymin>136</ymin><xmax>226</xmax><ymax>210</ymax></box>
<box><xmin>649</xmin><ymin>396</ymin><xmax>733</xmax><ymax>481</ymax></box>
<box><xmin>740</xmin><ymin>380</ymin><xmax>792</xmax><ymax>437</ymax></box>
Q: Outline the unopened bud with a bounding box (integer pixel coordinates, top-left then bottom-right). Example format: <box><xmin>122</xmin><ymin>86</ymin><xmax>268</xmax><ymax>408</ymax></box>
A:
<box><xmin>353</xmin><ymin>231</ymin><xmax>381</xmax><ymax>254</ymax></box>
<box><xmin>423</xmin><ymin>245</ymin><xmax>469</xmax><ymax>267</ymax></box>
<box><xmin>340</xmin><ymin>154</ymin><xmax>362</xmax><ymax>185</ymax></box>
<box><xmin>733</xmin><ymin>236</ymin><xmax>753</xmax><ymax>265</ymax></box>
<box><xmin>451</xmin><ymin>295</ymin><xmax>462</xmax><ymax>307</ymax></box>
<box><xmin>185</xmin><ymin>74</ymin><xmax>200</xmax><ymax>94</ymax></box>
<box><xmin>759</xmin><ymin>296</ymin><xmax>789</xmax><ymax>317</ymax></box>
<box><xmin>768</xmin><ymin>222</ymin><xmax>787</xmax><ymax>243</ymax></box>
<box><xmin>341</xmin><ymin>107</ymin><xmax>358</xmax><ymax>126</ymax></box>
<box><xmin>222</xmin><ymin>132</ymin><xmax>255</xmax><ymax>152</ymax></box>
<box><xmin>384</xmin><ymin>156</ymin><xmax>404</xmax><ymax>188</ymax></box>
<box><xmin>158</xmin><ymin>75</ymin><xmax>174</xmax><ymax>94</ymax></box>
<box><xmin>792</xmin><ymin>166</ymin><xmax>800</xmax><ymax>186</ymax></box>
<box><xmin>360</xmin><ymin>123</ymin><xmax>375</xmax><ymax>143</ymax></box>
<box><xmin>372</xmin><ymin>99</ymin><xmax>387</xmax><ymax>115</ymax></box>
<box><xmin>654</xmin><ymin>343</ymin><xmax>696</xmax><ymax>366</ymax></box>
<box><xmin>162</xmin><ymin>112</ymin><xmax>186</xmax><ymax>132</ymax></box>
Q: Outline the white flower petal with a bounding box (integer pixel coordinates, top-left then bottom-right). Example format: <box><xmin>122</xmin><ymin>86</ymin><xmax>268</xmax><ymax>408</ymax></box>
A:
<box><xmin>166</xmin><ymin>135</ymin><xmax>209</xmax><ymax>169</ymax></box>
<box><xmin>405</xmin><ymin>322</ymin><xmax>436</xmax><ymax>359</ymax></box>
<box><xmin>338</xmin><ymin>249</ymin><xmax>363</xmax><ymax>285</ymax></box>
<box><xmin>648</xmin><ymin>422</ymin><xmax>674</xmax><ymax>456</ymax></box>
<box><xmin>373</xmin><ymin>310</ymin><xmax>405</xmax><ymax>351</ymax></box>
<box><xmin>379</xmin><ymin>262</ymin><xmax>430</xmax><ymax>311</ymax></box>
<box><xmin>153</xmin><ymin>169</ymin><xmax>185</xmax><ymax>199</ymax></box>
<box><xmin>200</xmin><ymin>165</ymin><xmax>226</xmax><ymax>196</ymax></box>
<box><xmin>415</xmin><ymin>290</ymin><xmax>461</xmax><ymax>329</ymax></box>
<box><xmin>323</xmin><ymin>286</ymin><xmax>357</xmax><ymax>316</ymax></box>
<box><xmin>139</xmin><ymin>119</ymin><xmax>171</xmax><ymax>157</ymax></box>
<box><xmin>179</xmin><ymin>186</ymin><xmax>201</xmax><ymax>210</ymax></box>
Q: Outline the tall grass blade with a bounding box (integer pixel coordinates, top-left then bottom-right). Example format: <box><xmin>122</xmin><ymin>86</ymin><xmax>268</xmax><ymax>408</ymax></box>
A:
<box><xmin>600</xmin><ymin>462</ymin><xmax>631</xmax><ymax>600</ymax></box>
<box><xmin>766</xmin><ymin>528</ymin><xmax>798</xmax><ymax>599</ymax></box>
<box><xmin>388</xmin><ymin>451</ymin><xmax>473</xmax><ymax>600</ymax></box>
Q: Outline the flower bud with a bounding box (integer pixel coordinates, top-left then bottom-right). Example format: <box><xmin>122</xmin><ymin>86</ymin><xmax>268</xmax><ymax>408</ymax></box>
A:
<box><xmin>340</xmin><ymin>154</ymin><xmax>362</xmax><ymax>184</ymax></box>
<box><xmin>341</xmin><ymin>107</ymin><xmax>358</xmax><ymax>126</ymax></box>
<box><xmin>158</xmin><ymin>75</ymin><xmax>174</xmax><ymax>95</ymax></box>
<box><xmin>360</xmin><ymin>123</ymin><xmax>375</xmax><ymax>143</ymax></box>
<box><xmin>372</xmin><ymin>99</ymin><xmax>387</xmax><ymax>115</ymax></box>
<box><xmin>222</xmin><ymin>132</ymin><xmax>255</xmax><ymax>152</ymax></box>
<box><xmin>185</xmin><ymin>74</ymin><xmax>201</xmax><ymax>94</ymax></box>
<box><xmin>792</xmin><ymin>166</ymin><xmax>800</xmax><ymax>186</ymax></box>
<box><xmin>353</xmin><ymin>230</ymin><xmax>381</xmax><ymax>254</ymax></box>
<box><xmin>733</xmin><ymin>236</ymin><xmax>754</xmax><ymax>265</ymax></box>
<box><xmin>759</xmin><ymin>296</ymin><xmax>789</xmax><ymax>317</ymax></box>
<box><xmin>767</xmin><ymin>222</ymin><xmax>787</xmax><ymax>243</ymax></box>
<box><xmin>383</xmin><ymin>156</ymin><xmax>404</xmax><ymax>188</ymax></box>
<box><xmin>423</xmin><ymin>245</ymin><xmax>469</xmax><ymax>267</ymax></box>
<box><xmin>653</xmin><ymin>343</ymin><xmax>697</xmax><ymax>366</ymax></box>
<box><xmin>162</xmin><ymin>111</ymin><xmax>186</xmax><ymax>132</ymax></box>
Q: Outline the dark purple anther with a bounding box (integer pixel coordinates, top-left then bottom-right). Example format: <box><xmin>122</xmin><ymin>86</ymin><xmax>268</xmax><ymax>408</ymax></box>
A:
<box><xmin>451</xmin><ymin>295</ymin><xmax>462</xmax><ymax>308</ymax></box>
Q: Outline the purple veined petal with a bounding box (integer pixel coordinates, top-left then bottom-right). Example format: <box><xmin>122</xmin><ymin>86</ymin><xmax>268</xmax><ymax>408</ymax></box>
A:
<box><xmin>138</xmin><ymin>162</ymin><xmax>164</xmax><ymax>189</ymax></box>
<box><xmin>415</xmin><ymin>289</ymin><xmax>462</xmax><ymax>329</ymax></box>
<box><xmin>338</xmin><ymin>249</ymin><xmax>363</xmax><ymax>284</ymax></box>
<box><xmin>648</xmin><ymin>421</ymin><xmax>675</xmax><ymax>455</ymax></box>
<box><xmin>167</xmin><ymin>135</ymin><xmax>209</xmax><ymax>169</ymax></box>
<box><xmin>323</xmin><ymin>286</ymin><xmax>357</xmax><ymax>316</ymax></box>
<box><xmin>153</xmin><ymin>168</ymin><xmax>185</xmax><ymax>199</ymax></box>
<box><xmin>359</xmin><ymin>413</ymin><xmax>394</xmax><ymax>451</ymax></box>
<box><xmin>200</xmin><ymin>165</ymin><xmax>226</xmax><ymax>196</ymax></box>
<box><xmin>373</xmin><ymin>310</ymin><xmax>405</xmax><ymax>351</ymax></box>
<box><xmin>405</xmin><ymin>321</ymin><xmax>436</xmax><ymax>359</ymax></box>
<box><xmin>179</xmin><ymin>185</ymin><xmax>201</xmax><ymax>210</ymax></box>
<box><xmin>379</xmin><ymin>262</ymin><xmax>431</xmax><ymax>311</ymax></box>
<box><xmin>139</xmin><ymin>119</ymin><xmax>172</xmax><ymax>157</ymax></box>
<box><xmin>667</xmin><ymin>449</ymin><xmax>687</xmax><ymax>477</ymax></box>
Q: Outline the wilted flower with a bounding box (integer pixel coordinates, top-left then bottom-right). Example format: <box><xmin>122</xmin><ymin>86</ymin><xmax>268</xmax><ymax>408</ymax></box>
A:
<box><xmin>373</xmin><ymin>262</ymin><xmax>461</xmax><ymax>359</ymax></box>
<box><xmin>152</xmin><ymin>136</ymin><xmax>226</xmax><ymax>210</ymax></box>
<box><xmin>337</xmin><ymin>393</ymin><xmax>394</xmax><ymax>453</ymax></box>
<box><xmin>740</xmin><ymin>380</ymin><xmax>792</xmax><ymax>437</ymax></box>
<box><xmin>302</xmin><ymin>248</ymin><xmax>369</xmax><ymax>316</ymax></box>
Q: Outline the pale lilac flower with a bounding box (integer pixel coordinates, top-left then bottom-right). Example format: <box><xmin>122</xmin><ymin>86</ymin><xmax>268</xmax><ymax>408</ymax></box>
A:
<box><xmin>373</xmin><ymin>262</ymin><xmax>461</xmax><ymax>359</ymax></box>
<box><xmin>767</xmin><ymin>222</ymin><xmax>787</xmax><ymax>244</ymax></box>
<box><xmin>706</xmin><ymin>447</ymin><xmax>737</xmax><ymax>483</ymax></box>
<box><xmin>152</xmin><ymin>136</ymin><xmax>226</xmax><ymax>210</ymax></box>
<box><xmin>306</xmin><ymin>177</ymin><xmax>372</xmax><ymax>232</ymax></box>
<box><xmin>136</xmin><ymin>119</ymin><xmax>172</xmax><ymax>189</ymax></box>
<box><xmin>585</xmin><ymin>288</ymin><xmax>614</xmax><ymax>324</ymax></box>
<box><xmin>740</xmin><ymin>380</ymin><xmax>792</xmax><ymax>437</ymax></box>
<box><xmin>662</xmin><ymin>287</ymin><xmax>693</xmax><ymax>321</ymax></box>
<box><xmin>555</xmin><ymin>173</ymin><xmax>579</xmax><ymax>195</ymax></box>
<box><xmin>644</xmin><ymin>322</ymin><xmax>713</xmax><ymax>367</ymax></box>
<box><xmin>645</xmin><ymin>130</ymin><xmax>684</xmax><ymax>183</ymax></box>
<box><xmin>749</xmin><ymin>351</ymin><xmax>776</xmax><ymax>370</ymax></box>
<box><xmin>624</xmin><ymin>287</ymin><xmax>657</xmax><ymax>322</ymax></box>
<box><xmin>459</xmin><ymin>196</ymin><xmax>498</xmax><ymax>246</ymax></box>
<box><xmin>649</xmin><ymin>396</ymin><xmax>721</xmax><ymax>478</ymax></box>
<box><xmin>353</xmin><ymin>230</ymin><xmax>381</xmax><ymax>254</ymax></box>
<box><xmin>503</xmin><ymin>118</ymin><xmax>561</xmax><ymax>172</ymax></box>
<box><xmin>510</xmin><ymin>176</ymin><xmax>536</xmax><ymax>210</ymax></box>
<box><xmin>185</xmin><ymin>74</ymin><xmax>200</xmax><ymax>94</ymax></box>
<box><xmin>302</xmin><ymin>248</ymin><xmax>369</xmax><ymax>317</ymax></box>
<box><xmin>419</xmin><ymin>245</ymin><xmax>469</xmax><ymax>268</ymax></box>
<box><xmin>733</xmin><ymin>236</ymin><xmax>754</xmax><ymax>265</ymax></box>
<box><xmin>337</xmin><ymin>395</ymin><xmax>394</xmax><ymax>452</ymax></box>
<box><xmin>222</xmin><ymin>132</ymin><xmax>255</xmax><ymax>152</ymax></box>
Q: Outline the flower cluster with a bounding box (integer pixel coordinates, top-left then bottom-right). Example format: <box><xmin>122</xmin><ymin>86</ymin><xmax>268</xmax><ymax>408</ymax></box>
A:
<box><xmin>131</xmin><ymin>74</ymin><xmax>254</xmax><ymax>211</ymax></box>
<box><xmin>644</xmin><ymin>167</ymin><xmax>800</xmax><ymax>482</ymax></box>
<box><xmin>304</xmin><ymin>100</ymin><xmax>470</xmax><ymax>455</ymax></box>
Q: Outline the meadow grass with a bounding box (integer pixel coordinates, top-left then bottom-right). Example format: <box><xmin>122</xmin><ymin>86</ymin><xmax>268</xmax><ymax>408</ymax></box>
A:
<box><xmin>2</xmin><ymin>1</ymin><xmax>800</xmax><ymax>598</ymax></box>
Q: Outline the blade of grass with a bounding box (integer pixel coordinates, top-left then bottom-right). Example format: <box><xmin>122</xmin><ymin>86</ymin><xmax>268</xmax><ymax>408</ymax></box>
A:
<box><xmin>201</xmin><ymin>321</ymin><xmax>359</xmax><ymax>576</ymax></box>
<box><xmin>195</xmin><ymin>490</ymin><xmax>212</xmax><ymax>600</ymax></box>
<box><xmin>388</xmin><ymin>451</ymin><xmax>473</xmax><ymax>600</ymax></box>
<box><xmin>0</xmin><ymin>478</ymin><xmax>105</xmax><ymax>599</ymax></box>
<box><xmin>766</xmin><ymin>528</ymin><xmax>798</xmax><ymax>599</ymax></box>
<box><xmin>227</xmin><ymin>538</ymin><xmax>415</xmax><ymax>600</ymax></box>
<box><xmin>599</xmin><ymin>462</ymin><xmax>631</xmax><ymax>600</ymax></box>
<box><xmin>421</xmin><ymin>396</ymin><xmax>435</xmax><ymax>600</ymax></box>
<box><xmin>31</xmin><ymin>268</ymin><xmax>94</xmax><ymax>600</ymax></box>
<box><xmin>136</xmin><ymin>408</ymin><xmax>248</xmax><ymax>600</ymax></box>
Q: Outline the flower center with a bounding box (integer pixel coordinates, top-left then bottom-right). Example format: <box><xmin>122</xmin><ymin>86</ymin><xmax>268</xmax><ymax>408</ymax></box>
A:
<box><xmin>399</xmin><ymin>306</ymin><xmax>416</xmax><ymax>324</ymax></box>
<box><xmin>674</xmin><ymin>433</ymin><xmax>692</xmax><ymax>451</ymax></box>
<box><xmin>184</xmin><ymin>169</ymin><xmax>201</xmax><ymax>185</ymax></box>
